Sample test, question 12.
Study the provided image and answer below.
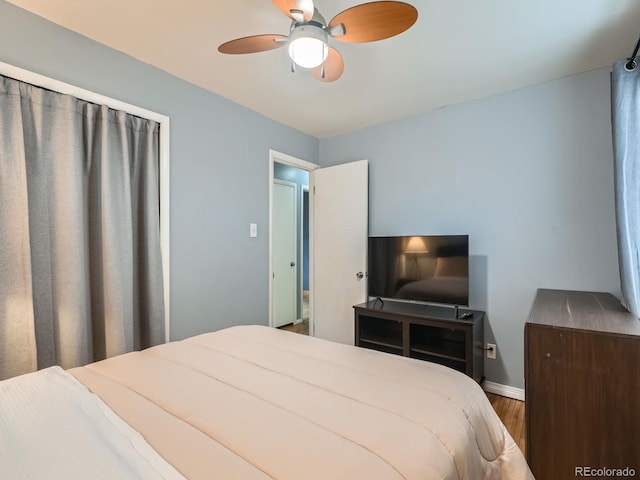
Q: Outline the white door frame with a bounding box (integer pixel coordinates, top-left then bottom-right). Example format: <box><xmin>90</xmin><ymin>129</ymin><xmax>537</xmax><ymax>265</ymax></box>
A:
<box><xmin>268</xmin><ymin>150</ymin><xmax>317</xmax><ymax>332</ymax></box>
<box><xmin>0</xmin><ymin>61</ymin><xmax>171</xmax><ymax>341</ymax></box>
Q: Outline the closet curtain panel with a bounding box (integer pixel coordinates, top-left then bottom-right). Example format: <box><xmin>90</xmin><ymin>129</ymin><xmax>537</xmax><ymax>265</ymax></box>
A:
<box><xmin>612</xmin><ymin>60</ymin><xmax>640</xmax><ymax>318</ymax></box>
<box><xmin>0</xmin><ymin>75</ymin><xmax>165</xmax><ymax>380</ymax></box>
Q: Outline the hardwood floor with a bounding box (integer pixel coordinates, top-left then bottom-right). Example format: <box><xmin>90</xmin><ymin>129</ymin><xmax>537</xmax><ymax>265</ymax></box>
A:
<box><xmin>279</xmin><ymin>319</ymin><xmax>309</xmax><ymax>335</ymax></box>
<box><xmin>486</xmin><ymin>393</ymin><xmax>526</xmax><ymax>454</ymax></box>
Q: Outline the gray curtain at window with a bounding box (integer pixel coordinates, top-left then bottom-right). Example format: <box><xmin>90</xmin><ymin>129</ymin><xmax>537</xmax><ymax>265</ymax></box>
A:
<box><xmin>612</xmin><ymin>60</ymin><xmax>640</xmax><ymax>318</ymax></box>
<box><xmin>0</xmin><ymin>75</ymin><xmax>165</xmax><ymax>380</ymax></box>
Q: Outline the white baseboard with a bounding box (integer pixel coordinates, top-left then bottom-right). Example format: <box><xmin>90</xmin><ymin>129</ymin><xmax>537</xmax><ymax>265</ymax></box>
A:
<box><xmin>483</xmin><ymin>381</ymin><xmax>525</xmax><ymax>401</ymax></box>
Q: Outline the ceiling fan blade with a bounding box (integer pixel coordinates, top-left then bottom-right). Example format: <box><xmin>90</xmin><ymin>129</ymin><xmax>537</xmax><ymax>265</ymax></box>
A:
<box><xmin>310</xmin><ymin>47</ymin><xmax>344</xmax><ymax>82</ymax></box>
<box><xmin>272</xmin><ymin>0</ymin><xmax>315</xmax><ymax>22</ymax></box>
<box><xmin>328</xmin><ymin>1</ymin><xmax>418</xmax><ymax>43</ymax></box>
<box><xmin>218</xmin><ymin>34</ymin><xmax>287</xmax><ymax>55</ymax></box>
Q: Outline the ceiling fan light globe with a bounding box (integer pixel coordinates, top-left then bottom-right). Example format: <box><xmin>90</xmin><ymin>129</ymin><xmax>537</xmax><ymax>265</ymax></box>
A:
<box><xmin>289</xmin><ymin>37</ymin><xmax>328</xmax><ymax>68</ymax></box>
<box><xmin>287</xmin><ymin>25</ymin><xmax>329</xmax><ymax>69</ymax></box>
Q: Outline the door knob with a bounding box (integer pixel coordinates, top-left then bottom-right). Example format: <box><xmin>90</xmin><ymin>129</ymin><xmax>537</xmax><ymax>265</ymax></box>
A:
<box><xmin>356</xmin><ymin>272</ymin><xmax>364</xmax><ymax>280</ymax></box>
<box><xmin>290</xmin><ymin>261</ymin><xmax>296</xmax><ymax>267</ymax></box>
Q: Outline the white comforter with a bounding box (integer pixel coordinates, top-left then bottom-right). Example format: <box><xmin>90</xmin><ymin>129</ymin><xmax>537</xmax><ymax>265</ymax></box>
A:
<box><xmin>70</xmin><ymin>325</ymin><xmax>534</xmax><ymax>480</ymax></box>
<box><xmin>0</xmin><ymin>366</ymin><xmax>185</xmax><ymax>480</ymax></box>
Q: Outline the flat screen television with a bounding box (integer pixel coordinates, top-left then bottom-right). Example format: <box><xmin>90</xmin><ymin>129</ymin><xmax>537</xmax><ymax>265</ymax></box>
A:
<box><xmin>368</xmin><ymin>235</ymin><xmax>469</xmax><ymax>306</ymax></box>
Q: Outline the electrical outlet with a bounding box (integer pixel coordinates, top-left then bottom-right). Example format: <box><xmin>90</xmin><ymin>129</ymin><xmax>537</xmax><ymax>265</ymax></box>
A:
<box><xmin>486</xmin><ymin>343</ymin><xmax>497</xmax><ymax>360</ymax></box>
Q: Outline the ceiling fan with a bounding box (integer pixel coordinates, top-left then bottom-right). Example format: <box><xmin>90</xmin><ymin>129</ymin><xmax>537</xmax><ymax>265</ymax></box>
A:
<box><xmin>218</xmin><ymin>1</ymin><xmax>418</xmax><ymax>82</ymax></box>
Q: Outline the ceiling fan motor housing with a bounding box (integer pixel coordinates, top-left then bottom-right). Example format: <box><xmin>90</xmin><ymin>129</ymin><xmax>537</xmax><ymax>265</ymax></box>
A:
<box><xmin>290</xmin><ymin>7</ymin><xmax>327</xmax><ymax>29</ymax></box>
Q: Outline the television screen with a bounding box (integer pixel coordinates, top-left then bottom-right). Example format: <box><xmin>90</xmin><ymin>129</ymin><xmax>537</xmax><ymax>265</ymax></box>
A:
<box><xmin>368</xmin><ymin>235</ymin><xmax>469</xmax><ymax>306</ymax></box>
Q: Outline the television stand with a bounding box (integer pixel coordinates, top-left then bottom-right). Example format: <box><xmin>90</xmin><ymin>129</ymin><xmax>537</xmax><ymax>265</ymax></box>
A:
<box><xmin>353</xmin><ymin>300</ymin><xmax>485</xmax><ymax>383</ymax></box>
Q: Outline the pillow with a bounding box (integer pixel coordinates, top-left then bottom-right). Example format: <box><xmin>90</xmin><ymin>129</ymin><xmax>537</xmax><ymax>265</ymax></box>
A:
<box><xmin>434</xmin><ymin>256</ymin><xmax>468</xmax><ymax>277</ymax></box>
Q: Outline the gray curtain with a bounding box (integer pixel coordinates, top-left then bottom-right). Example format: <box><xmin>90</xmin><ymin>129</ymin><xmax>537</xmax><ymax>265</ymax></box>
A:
<box><xmin>0</xmin><ymin>75</ymin><xmax>165</xmax><ymax>380</ymax></box>
<box><xmin>612</xmin><ymin>59</ymin><xmax>640</xmax><ymax>317</ymax></box>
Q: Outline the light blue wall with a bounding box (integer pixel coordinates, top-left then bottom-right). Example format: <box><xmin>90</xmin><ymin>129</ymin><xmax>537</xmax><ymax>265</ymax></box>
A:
<box><xmin>1</xmin><ymin>1</ymin><xmax>622</xmax><ymax>390</ymax></box>
<box><xmin>319</xmin><ymin>67</ymin><xmax>621</xmax><ymax>388</ymax></box>
<box><xmin>0</xmin><ymin>1</ymin><xmax>319</xmax><ymax>341</ymax></box>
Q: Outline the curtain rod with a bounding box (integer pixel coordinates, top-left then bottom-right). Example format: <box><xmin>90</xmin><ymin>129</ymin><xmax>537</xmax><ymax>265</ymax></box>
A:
<box><xmin>626</xmin><ymin>35</ymin><xmax>640</xmax><ymax>70</ymax></box>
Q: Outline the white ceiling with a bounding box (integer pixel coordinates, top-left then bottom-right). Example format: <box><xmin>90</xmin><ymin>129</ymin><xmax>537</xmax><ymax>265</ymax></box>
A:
<box><xmin>7</xmin><ymin>0</ymin><xmax>640</xmax><ymax>138</ymax></box>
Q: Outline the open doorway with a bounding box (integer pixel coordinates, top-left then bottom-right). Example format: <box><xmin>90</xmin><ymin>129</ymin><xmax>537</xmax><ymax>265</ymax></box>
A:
<box><xmin>269</xmin><ymin>150</ymin><xmax>317</xmax><ymax>336</ymax></box>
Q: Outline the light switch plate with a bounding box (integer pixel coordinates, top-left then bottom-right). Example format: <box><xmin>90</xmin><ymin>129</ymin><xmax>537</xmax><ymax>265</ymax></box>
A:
<box><xmin>249</xmin><ymin>223</ymin><xmax>257</xmax><ymax>238</ymax></box>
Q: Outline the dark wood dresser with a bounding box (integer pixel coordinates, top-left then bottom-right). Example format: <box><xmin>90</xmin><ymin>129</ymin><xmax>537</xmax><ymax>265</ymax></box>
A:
<box><xmin>525</xmin><ymin>289</ymin><xmax>640</xmax><ymax>480</ymax></box>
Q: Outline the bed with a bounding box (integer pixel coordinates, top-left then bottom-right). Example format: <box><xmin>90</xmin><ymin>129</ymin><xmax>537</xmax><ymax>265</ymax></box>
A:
<box><xmin>0</xmin><ymin>325</ymin><xmax>534</xmax><ymax>479</ymax></box>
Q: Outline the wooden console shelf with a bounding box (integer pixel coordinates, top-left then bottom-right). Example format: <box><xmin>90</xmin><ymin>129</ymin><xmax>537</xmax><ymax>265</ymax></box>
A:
<box><xmin>354</xmin><ymin>300</ymin><xmax>485</xmax><ymax>383</ymax></box>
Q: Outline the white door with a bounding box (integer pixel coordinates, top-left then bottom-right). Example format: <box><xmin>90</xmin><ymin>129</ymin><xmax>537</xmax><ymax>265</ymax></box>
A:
<box><xmin>273</xmin><ymin>180</ymin><xmax>297</xmax><ymax>328</ymax></box>
<box><xmin>311</xmin><ymin>160</ymin><xmax>368</xmax><ymax>344</ymax></box>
